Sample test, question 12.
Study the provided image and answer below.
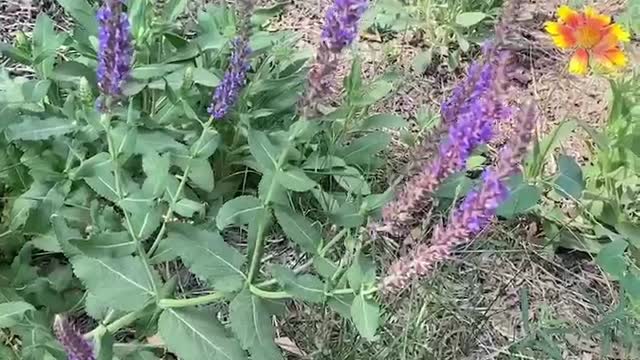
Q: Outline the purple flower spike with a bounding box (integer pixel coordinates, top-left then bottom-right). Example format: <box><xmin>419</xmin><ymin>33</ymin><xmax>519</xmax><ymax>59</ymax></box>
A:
<box><xmin>207</xmin><ymin>37</ymin><xmax>251</xmax><ymax>120</ymax></box>
<box><xmin>379</xmin><ymin>58</ymin><xmax>510</xmax><ymax>237</ymax></box>
<box><xmin>96</xmin><ymin>0</ymin><xmax>133</xmax><ymax>106</ymax></box>
<box><xmin>321</xmin><ymin>0</ymin><xmax>369</xmax><ymax>52</ymax></box>
<box><xmin>381</xmin><ymin>104</ymin><xmax>537</xmax><ymax>293</ymax></box>
<box><xmin>54</xmin><ymin>315</ymin><xmax>96</xmax><ymax>360</ymax></box>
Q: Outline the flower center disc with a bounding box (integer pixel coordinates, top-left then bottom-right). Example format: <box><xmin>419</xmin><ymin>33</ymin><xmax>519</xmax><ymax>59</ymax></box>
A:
<box><xmin>576</xmin><ymin>26</ymin><xmax>601</xmax><ymax>49</ymax></box>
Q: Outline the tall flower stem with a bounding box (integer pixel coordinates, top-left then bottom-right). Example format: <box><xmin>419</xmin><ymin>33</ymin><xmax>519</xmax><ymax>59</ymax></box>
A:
<box><xmin>245</xmin><ymin>144</ymin><xmax>292</xmax><ymax>284</ymax></box>
<box><xmin>148</xmin><ymin>117</ymin><xmax>216</xmax><ymax>257</ymax></box>
<box><xmin>101</xmin><ymin>113</ymin><xmax>158</xmax><ymax>295</ymax></box>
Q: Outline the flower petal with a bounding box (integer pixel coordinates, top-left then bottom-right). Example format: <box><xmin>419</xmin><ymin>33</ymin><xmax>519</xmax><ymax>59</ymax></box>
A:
<box><xmin>557</xmin><ymin>5</ymin><xmax>581</xmax><ymax>27</ymax></box>
<box><xmin>545</xmin><ymin>21</ymin><xmax>561</xmax><ymax>35</ymax></box>
<box><xmin>584</xmin><ymin>6</ymin><xmax>611</xmax><ymax>27</ymax></box>
<box><xmin>610</xmin><ymin>23</ymin><xmax>631</xmax><ymax>42</ymax></box>
<box><xmin>569</xmin><ymin>49</ymin><xmax>589</xmax><ymax>75</ymax></box>
<box><xmin>594</xmin><ymin>47</ymin><xmax>627</xmax><ymax>71</ymax></box>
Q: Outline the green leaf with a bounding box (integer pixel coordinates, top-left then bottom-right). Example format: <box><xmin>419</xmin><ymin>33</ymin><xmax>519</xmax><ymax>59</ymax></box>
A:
<box><xmin>273</xmin><ymin>207</ymin><xmax>320</xmax><ymax>253</ymax></box>
<box><xmin>554</xmin><ymin>155</ymin><xmax>585</xmax><ymax>199</ymax></box>
<box><xmin>272</xmin><ymin>265</ymin><xmax>324</xmax><ymax>303</ymax></box>
<box><xmin>51</xmin><ymin>61</ymin><xmax>96</xmax><ymax>82</ymax></box>
<box><xmin>216</xmin><ymin>196</ymin><xmax>264</xmax><ymax>230</ymax></box>
<box><xmin>496</xmin><ymin>175</ymin><xmax>541</xmax><ymax>219</ymax></box>
<box><xmin>164</xmin><ymin>0</ymin><xmax>189</xmax><ymax>22</ymax></box>
<box><xmin>192</xmin><ymin>128</ymin><xmax>221</xmax><ymax>158</ymax></box>
<box><xmin>334</xmin><ymin>167</ymin><xmax>371</xmax><ymax>195</ymax></box>
<box><xmin>71</xmin><ymin>255</ymin><xmax>157</xmax><ymax>311</ymax></box>
<box><xmin>193</xmin><ymin>68</ymin><xmax>221</xmax><ymax>87</ymax></box>
<box><xmin>329</xmin><ymin>294</ymin><xmax>354</xmax><ymax>320</ymax></box>
<box><xmin>56</xmin><ymin>0</ymin><xmax>98</xmax><ymax>34</ymax></box>
<box><xmin>134</xmin><ymin>130</ymin><xmax>188</xmax><ymax>154</ymax></box>
<box><xmin>167</xmin><ymin>223</ymin><xmax>245</xmax><ymax>292</ymax></box>
<box><xmin>229</xmin><ymin>289</ymin><xmax>283</xmax><ymax>360</ymax></box>
<box><xmin>302</xmin><ymin>154</ymin><xmax>346</xmax><ymax>171</ymax></box>
<box><xmin>0</xmin><ymin>301</ymin><xmax>35</xmax><ymax>328</ymax></box>
<box><xmin>596</xmin><ymin>239</ymin><xmax>628</xmax><ymax>279</ymax></box>
<box><xmin>142</xmin><ymin>152</ymin><xmax>170</xmax><ymax>197</ymax></box>
<box><xmin>346</xmin><ymin>254</ymin><xmax>376</xmax><ymax>290</ymax></box>
<box><xmin>248</xmin><ymin>130</ymin><xmax>281</xmax><ymax>172</ymax></box>
<box><xmin>338</xmin><ymin>132</ymin><xmax>391</xmax><ymax>165</ymax></box>
<box><xmin>129</xmin><ymin>203</ymin><xmax>163</xmax><ymax>241</ymax></box>
<box><xmin>330</xmin><ymin>202</ymin><xmax>365</xmax><ymax>228</ymax></box>
<box><xmin>131</xmin><ymin>64</ymin><xmax>183</xmax><ymax>80</ymax></box>
<box><xmin>455</xmin><ymin>12</ymin><xmax>488</xmax><ymax>27</ymax></box>
<box><xmin>32</xmin><ymin>14</ymin><xmax>65</xmax><ymax>59</ymax></box>
<box><xmin>6</xmin><ymin>116</ymin><xmax>77</xmax><ymax>141</ymax></box>
<box><xmin>275</xmin><ymin>168</ymin><xmax>316</xmax><ymax>192</ymax></box>
<box><xmin>258</xmin><ymin>172</ymin><xmax>288</xmax><ymax>206</ymax></box>
<box><xmin>71</xmin><ymin>232</ymin><xmax>135</xmax><ymax>258</ymax></box>
<box><xmin>527</xmin><ymin>120</ymin><xmax>577</xmax><ymax>177</ymax></box>
<box><xmin>351</xmin><ymin>294</ymin><xmax>379</xmax><ymax>341</ymax></box>
<box><xmin>173</xmin><ymin>198</ymin><xmax>205</xmax><ymax>218</ymax></box>
<box><xmin>159</xmin><ymin>308</ymin><xmax>247</xmax><ymax>360</ymax></box>
<box><xmin>354</xmin><ymin>80</ymin><xmax>393</xmax><ymax>106</ymax></box>
<box><xmin>95</xmin><ymin>331</ymin><xmax>114</xmax><ymax>360</ymax></box>
<box><xmin>361</xmin><ymin>114</ymin><xmax>408</xmax><ymax>130</ymax></box>
<box><xmin>616</xmin><ymin>222</ymin><xmax>640</xmax><ymax>249</ymax></box>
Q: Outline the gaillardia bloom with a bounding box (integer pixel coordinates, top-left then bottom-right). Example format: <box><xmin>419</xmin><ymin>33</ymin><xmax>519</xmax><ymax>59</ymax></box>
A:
<box><xmin>545</xmin><ymin>6</ymin><xmax>630</xmax><ymax>75</ymax></box>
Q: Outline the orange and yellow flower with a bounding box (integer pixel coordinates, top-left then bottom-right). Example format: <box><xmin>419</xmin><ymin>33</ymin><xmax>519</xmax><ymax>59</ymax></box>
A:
<box><xmin>545</xmin><ymin>5</ymin><xmax>630</xmax><ymax>75</ymax></box>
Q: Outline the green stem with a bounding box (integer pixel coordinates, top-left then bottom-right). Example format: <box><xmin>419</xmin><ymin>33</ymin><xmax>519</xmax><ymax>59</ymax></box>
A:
<box><xmin>84</xmin><ymin>310</ymin><xmax>141</xmax><ymax>339</ymax></box>
<box><xmin>245</xmin><ymin>145</ymin><xmax>292</xmax><ymax>284</ymax></box>
<box><xmin>102</xmin><ymin>114</ymin><xmax>158</xmax><ymax>295</ymax></box>
<box><xmin>148</xmin><ymin>117</ymin><xmax>214</xmax><ymax>257</ymax></box>
<box><xmin>158</xmin><ymin>291</ymin><xmax>226</xmax><ymax>308</ymax></box>
<box><xmin>250</xmin><ymin>285</ymin><xmax>290</xmax><ymax>299</ymax></box>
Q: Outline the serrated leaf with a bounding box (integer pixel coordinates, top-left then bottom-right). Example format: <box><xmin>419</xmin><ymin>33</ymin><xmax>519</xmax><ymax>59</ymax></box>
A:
<box><xmin>6</xmin><ymin>116</ymin><xmax>77</xmax><ymax>141</ymax></box>
<box><xmin>230</xmin><ymin>289</ymin><xmax>283</xmax><ymax>360</ymax></box>
<box><xmin>56</xmin><ymin>0</ymin><xmax>98</xmax><ymax>34</ymax></box>
<box><xmin>193</xmin><ymin>68</ymin><xmax>221</xmax><ymax>87</ymax></box>
<box><xmin>127</xmin><ymin>201</ymin><xmax>163</xmax><ymax>241</ymax></box>
<box><xmin>361</xmin><ymin>114</ymin><xmax>408</xmax><ymax>130</ymax></box>
<box><xmin>334</xmin><ymin>167</ymin><xmax>371</xmax><ymax>195</ymax></box>
<box><xmin>272</xmin><ymin>266</ymin><xmax>324</xmax><ymax>303</ymax></box>
<box><xmin>354</xmin><ymin>80</ymin><xmax>393</xmax><ymax>106</ymax></box>
<box><xmin>338</xmin><ymin>132</ymin><xmax>391</xmax><ymax>166</ymax></box>
<box><xmin>275</xmin><ymin>168</ymin><xmax>316</xmax><ymax>192</ymax></box>
<box><xmin>496</xmin><ymin>174</ymin><xmax>541</xmax><ymax>219</ymax></box>
<box><xmin>0</xmin><ymin>301</ymin><xmax>35</xmax><ymax>328</ymax></box>
<box><xmin>258</xmin><ymin>172</ymin><xmax>288</xmax><ymax>206</ymax></box>
<box><xmin>350</xmin><ymin>294</ymin><xmax>379</xmax><ymax>341</ymax></box>
<box><xmin>328</xmin><ymin>293</ymin><xmax>354</xmax><ymax>319</ymax></box>
<box><xmin>142</xmin><ymin>151</ymin><xmax>170</xmax><ymax>197</ymax></box>
<box><xmin>596</xmin><ymin>239</ymin><xmax>628</xmax><ymax>279</ymax></box>
<box><xmin>273</xmin><ymin>207</ymin><xmax>320</xmax><ymax>253</ymax></box>
<box><xmin>248</xmin><ymin>129</ymin><xmax>281</xmax><ymax>172</ymax></box>
<box><xmin>455</xmin><ymin>12</ymin><xmax>488</xmax><ymax>27</ymax></box>
<box><xmin>72</xmin><ymin>152</ymin><xmax>112</xmax><ymax>179</ymax></box>
<box><xmin>71</xmin><ymin>231</ymin><xmax>135</xmax><ymax>258</ymax></box>
<box><xmin>302</xmin><ymin>154</ymin><xmax>346</xmax><ymax>171</ymax></box>
<box><xmin>346</xmin><ymin>254</ymin><xmax>376</xmax><ymax>290</ymax></box>
<box><xmin>72</xmin><ymin>255</ymin><xmax>156</xmax><ymax>311</ymax></box>
<box><xmin>186</xmin><ymin>158</ymin><xmax>214</xmax><ymax>192</ymax></box>
<box><xmin>216</xmin><ymin>196</ymin><xmax>264</xmax><ymax>230</ymax></box>
<box><xmin>164</xmin><ymin>0</ymin><xmax>189</xmax><ymax>22</ymax></box>
<box><xmin>134</xmin><ymin>130</ymin><xmax>187</xmax><ymax>154</ymax></box>
<box><xmin>167</xmin><ymin>223</ymin><xmax>245</xmax><ymax>292</ymax></box>
<box><xmin>173</xmin><ymin>198</ymin><xmax>205</xmax><ymax>218</ymax></box>
<box><xmin>131</xmin><ymin>64</ymin><xmax>183</xmax><ymax>80</ymax></box>
<box><xmin>554</xmin><ymin>155</ymin><xmax>585</xmax><ymax>199</ymax></box>
<box><xmin>192</xmin><ymin>128</ymin><xmax>221</xmax><ymax>158</ymax></box>
<box><xmin>159</xmin><ymin>308</ymin><xmax>247</xmax><ymax>360</ymax></box>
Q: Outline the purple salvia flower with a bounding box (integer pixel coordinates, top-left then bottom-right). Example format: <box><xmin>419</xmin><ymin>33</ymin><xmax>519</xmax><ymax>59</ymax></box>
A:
<box><xmin>207</xmin><ymin>37</ymin><xmax>251</xmax><ymax>120</ymax></box>
<box><xmin>54</xmin><ymin>315</ymin><xmax>96</xmax><ymax>360</ymax></box>
<box><xmin>382</xmin><ymin>103</ymin><xmax>537</xmax><ymax>293</ymax></box>
<box><xmin>378</xmin><ymin>58</ymin><xmax>510</xmax><ymax>237</ymax></box>
<box><xmin>321</xmin><ymin>0</ymin><xmax>369</xmax><ymax>52</ymax></box>
<box><xmin>301</xmin><ymin>0</ymin><xmax>368</xmax><ymax>116</ymax></box>
<box><xmin>96</xmin><ymin>0</ymin><xmax>133</xmax><ymax>107</ymax></box>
